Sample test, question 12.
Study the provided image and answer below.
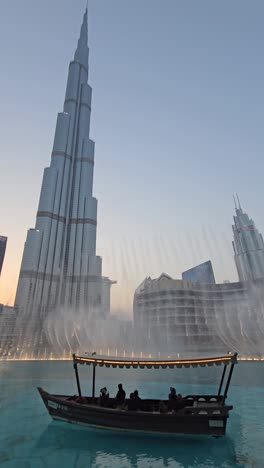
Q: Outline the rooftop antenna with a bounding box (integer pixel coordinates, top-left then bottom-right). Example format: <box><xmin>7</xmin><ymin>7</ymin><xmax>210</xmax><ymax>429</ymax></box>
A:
<box><xmin>233</xmin><ymin>194</ymin><xmax>237</xmax><ymax>210</ymax></box>
<box><xmin>236</xmin><ymin>193</ymin><xmax>242</xmax><ymax>210</ymax></box>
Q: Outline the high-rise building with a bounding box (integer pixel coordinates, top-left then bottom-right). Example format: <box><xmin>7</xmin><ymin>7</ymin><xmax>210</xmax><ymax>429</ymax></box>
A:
<box><xmin>0</xmin><ymin>305</ymin><xmax>16</xmax><ymax>358</ymax></box>
<box><xmin>232</xmin><ymin>200</ymin><xmax>264</xmax><ymax>282</ymax></box>
<box><xmin>182</xmin><ymin>260</ymin><xmax>215</xmax><ymax>284</ymax></box>
<box><xmin>133</xmin><ymin>273</ymin><xmax>264</xmax><ymax>356</ymax></box>
<box><xmin>0</xmin><ymin>236</ymin><xmax>7</xmax><ymax>276</ymax></box>
<box><xmin>15</xmin><ymin>10</ymin><xmax>112</xmax><ymax>318</ymax></box>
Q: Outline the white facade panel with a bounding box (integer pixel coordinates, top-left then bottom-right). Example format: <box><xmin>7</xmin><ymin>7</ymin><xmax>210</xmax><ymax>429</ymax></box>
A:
<box><xmin>37</xmin><ymin>167</ymin><xmax>58</xmax><ymax>213</ymax></box>
<box><xmin>82</xmin><ymin>138</ymin><xmax>94</xmax><ymax>160</ymax></box>
<box><xmin>65</xmin><ymin>62</ymin><xmax>81</xmax><ymax>102</ymax></box>
<box><xmin>52</xmin><ymin>112</ymin><xmax>70</xmax><ymax>153</ymax></box>
<box><xmin>20</xmin><ymin>229</ymin><xmax>43</xmax><ymax>272</ymax></box>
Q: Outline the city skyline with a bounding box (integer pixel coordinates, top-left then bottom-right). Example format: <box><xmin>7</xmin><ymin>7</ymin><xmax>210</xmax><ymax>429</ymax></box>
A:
<box><xmin>1</xmin><ymin>1</ymin><xmax>264</xmax><ymax>316</ymax></box>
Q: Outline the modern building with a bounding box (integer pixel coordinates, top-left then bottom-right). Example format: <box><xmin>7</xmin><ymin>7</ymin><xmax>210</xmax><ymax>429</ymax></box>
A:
<box><xmin>182</xmin><ymin>260</ymin><xmax>215</xmax><ymax>284</ymax></box>
<box><xmin>15</xmin><ymin>10</ymin><xmax>113</xmax><ymax>321</ymax></box>
<box><xmin>0</xmin><ymin>236</ymin><xmax>7</xmax><ymax>276</ymax></box>
<box><xmin>0</xmin><ymin>304</ymin><xmax>17</xmax><ymax>357</ymax></box>
<box><xmin>133</xmin><ymin>273</ymin><xmax>264</xmax><ymax>356</ymax></box>
<box><xmin>232</xmin><ymin>201</ymin><xmax>264</xmax><ymax>282</ymax></box>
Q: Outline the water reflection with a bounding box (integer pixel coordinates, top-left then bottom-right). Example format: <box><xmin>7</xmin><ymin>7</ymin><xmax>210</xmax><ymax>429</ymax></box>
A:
<box><xmin>37</xmin><ymin>423</ymin><xmax>241</xmax><ymax>468</ymax></box>
<box><xmin>1</xmin><ymin>361</ymin><xmax>263</xmax><ymax>467</ymax></box>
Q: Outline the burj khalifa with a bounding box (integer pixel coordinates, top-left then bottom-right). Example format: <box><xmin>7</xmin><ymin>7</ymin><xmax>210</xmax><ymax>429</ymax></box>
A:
<box><xmin>15</xmin><ymin>9</ymin><xmax>112</xmax><ymax>319</ymax></box>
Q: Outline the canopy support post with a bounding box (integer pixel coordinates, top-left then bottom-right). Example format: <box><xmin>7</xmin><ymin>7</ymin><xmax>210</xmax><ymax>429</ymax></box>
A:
<box><xmin>92</xmin><ymin>363</ymin><xmax>96</xmax><ymax>400</ymax></box>
<box><xmin>222</xmin><ymin>353</ymin><xmax>237</xmax><ymax>405</ymax></box>
<box><xmin>217</xmin><ymin>364</ymin><xmax>227</xmax><ymax>398</ymax></box>
<box><xmin>73</xmin><ymin>354</ymin><xmax>82</xmax><ymax>397</ymax></box>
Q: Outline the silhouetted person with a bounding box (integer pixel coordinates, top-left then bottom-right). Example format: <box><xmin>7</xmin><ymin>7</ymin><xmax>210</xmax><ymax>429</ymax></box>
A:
<box><xmin>159</xmin><ymin>401</ymin><xmax>168</xmax><ymax>413</ymax></box>
<box><xmin>67</xmin><ymin>394</ymin><xmax>77</xmax><ymax>401</ymax></box>
<box><xmin>127</xmin><ymin>391</ymin><xmax>141</xmax><ymax>411</ymax></box>
<box><xmin>76</xmin><ymin>396</ymin><xmax>87</xmax><ymax>404</ymax></box>
<box><xmin>115</xmin><ymin>383</ymin><xmax>126</xmax><ymax>406</ymax></box>
<box><xmin>168</xmin><ymin>387</ymin><xmax>177</xmax><ymax>401</ymax></box>
<box><xmin>99</xmin><ymin>387</ymin><xmax>109</xmax><ymax>407</ymax></box>
<box><xmin>168</xmin><ymin>387</ymin><xmax>178</xmax><ymax>411</ymax></box>
<box><xmin>133</xmin><ymin>390</ymin><xmax>142</xmax><ymax>410</ymax></box>
<box><xmin>127</xmin><ymin>392</ymin><xmax>137</xmax><ymax>411</ymax></box>
<box><xmin>168</xmin><ymin>387</ymin><xmax>185</xmax><ymax>411</ymax></box>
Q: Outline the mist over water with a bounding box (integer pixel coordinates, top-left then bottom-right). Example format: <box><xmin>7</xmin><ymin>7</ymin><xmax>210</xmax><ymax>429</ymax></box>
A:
<box><xmin>1</xmin><ymin>229</ymin><xmax>264</xmax><ymax>360</ymax></box>
<box><xmin>213</xmin><ymin>283</ymin><xmax>264</xmax><ymax>357</ymax></box>
<box><xmin>44</xmin><ymin>307</ymin><xmax>132</xmax><ymax>358</ymax></box>
<box><xmin>41</xmin><ymin>282</ymin><xmax>264</xmax><ymax>360</ymax></box>
<box><xmin>5</xmin><ymin>279</ymin><xmax>264</xmax><ymax>360</ymax></box>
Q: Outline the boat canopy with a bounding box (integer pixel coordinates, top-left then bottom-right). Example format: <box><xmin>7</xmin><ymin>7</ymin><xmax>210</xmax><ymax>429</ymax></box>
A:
<box><xmin>73</xmin><ymin>353</ymin><xmax>237</xmax><ymax>369</ymax></box>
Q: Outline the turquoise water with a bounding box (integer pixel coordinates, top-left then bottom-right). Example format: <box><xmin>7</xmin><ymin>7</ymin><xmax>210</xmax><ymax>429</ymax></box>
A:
<box><xmin>0</xmin><ymin>361</ymin><xmax>263</xmax><ymax>467</ymax></box>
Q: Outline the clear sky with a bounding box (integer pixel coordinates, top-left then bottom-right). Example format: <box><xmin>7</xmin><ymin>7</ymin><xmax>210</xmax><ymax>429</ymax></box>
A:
<box><xmin>1</xmin><ymin>0</ymin><xmax>264</xmax><ymax>316</ymax></box>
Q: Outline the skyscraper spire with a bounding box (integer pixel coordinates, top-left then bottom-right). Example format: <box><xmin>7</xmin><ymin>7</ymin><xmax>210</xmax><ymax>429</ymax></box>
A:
<box><xmin>236</xmin><ymin>193</ymin><xmax>241</xmax><ymax>210</ymax></box>
<box><xmin>232</xmin><ymin>203</ymin><xmax>264</xmax><ymax>282</ymax></box>
<box><xmin>74</xmin><ymin>8</ymin><xmax>89</xmax><ymax>68</ymax></box>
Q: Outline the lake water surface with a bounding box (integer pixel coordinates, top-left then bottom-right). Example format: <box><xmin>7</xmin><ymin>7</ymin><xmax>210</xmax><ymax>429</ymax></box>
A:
<box><xmin>0</xmin><ymin>361</ymin><xmax>263</xmax><ymax>467</ymax></box>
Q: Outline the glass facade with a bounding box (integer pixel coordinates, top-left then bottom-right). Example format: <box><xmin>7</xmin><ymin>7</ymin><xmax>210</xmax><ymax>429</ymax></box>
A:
<box><xmin>0</xmin><ymin>236</ymin><xmax>7</xmax><ymax>276</ymax></box>
<box><xmin>182</xmin><ymin>260</ymin><xmax>215</xmax><ymax>284</ymax></box>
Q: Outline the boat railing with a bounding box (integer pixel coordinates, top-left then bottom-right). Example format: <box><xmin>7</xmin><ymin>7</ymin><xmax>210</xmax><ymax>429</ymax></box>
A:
<box><xmin>64</xmin><ymin>394</ymin><xmax>230</xmax><ymax>414</ymax></box>
<box><xmin>181</xmin><ymin>405</ymin><xmax>232</xmax><ymax>416</ymax></box>
<box><xmin>184</xmin><ymin>394</ymin><xmax>225</xmax><ymax>403</ymax></box>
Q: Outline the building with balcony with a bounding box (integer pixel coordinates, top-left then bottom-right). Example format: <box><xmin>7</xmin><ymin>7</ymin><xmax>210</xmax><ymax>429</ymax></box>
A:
<box><xmin>133</xmin><ymin>273</ymin><xmax>264</xmax><ymax>356</ymax></box>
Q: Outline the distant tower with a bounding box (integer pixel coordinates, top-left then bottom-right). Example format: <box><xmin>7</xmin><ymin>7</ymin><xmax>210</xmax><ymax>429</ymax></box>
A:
<box><xmin>0</xmin><ymin>236</ymin><xmax>7</xmax><ymax>276</ymax></box>
<box><xmin>232</xmin><ymin>197</ymin><xmax>264</xmax><ymax>281</ymax></box>
<box><xmin>15</xmin><ymin>9</ymin><xmax>112</xmax><ymax>317</ymax></box>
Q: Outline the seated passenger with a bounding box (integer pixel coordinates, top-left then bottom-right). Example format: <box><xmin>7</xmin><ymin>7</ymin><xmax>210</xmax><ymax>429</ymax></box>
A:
<box><xmin>168</xmin><ymin>390</ymin><xmax>185</xmax><ymax>412</ymax></box>
<box><xmin>159</xmin><ymin>400</ymin><xmax>168</xmax><ymax>413</ymax></box>
<box><xmin>67</xmin><ymin>394</ymin><xmax>77</xmax><ymax>401</ymax></box>
<box><xmin>127</xmin><ymin>392</ymin><xmax>137</xmax><ymax>411</ymax></box>
<box><xmin>134</xmin><ymin>390</ymin><xmax>141</xmax><ymax>400</ymax></box>
<box><xmin>168</xmin><ymin>387</ymin><xmax>179</xmax><ymax>411</ymax></box>
<box><xmin>168</xmin><ymin>387</ymin><xmax>177</xmax><ymax>401</ymax></box>
<box><xmin>127</xmin><ymin>391</ymin><xmax>142</xmax><ymax>411</ymax></box>
<box><xmin>99</xmin><ymin>387</ymin><xmax>109</xmax><ymax>407</ymax></box>
<box><xmin>133</xmin><ymin>390</ymin><xmax>142</xmax><ymax>409</ymax></box>
<box><xmin>76</xmin><ymin>396</ymin><xmax>87</xmax><ymax>404</ymax></box>
<box><xmin>175</xmin><ymin>394</ymin><xmax>185</xmax><ymax>410</ymax></box>
<box><xmin>115</xmin><ymin>383</ymin><xmax>126</xmax><ymax>406</ymax></box>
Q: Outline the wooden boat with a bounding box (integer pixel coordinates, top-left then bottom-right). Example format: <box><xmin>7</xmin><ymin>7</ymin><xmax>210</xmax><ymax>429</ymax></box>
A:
<box><xmin>38</xmin><ymin>352</ymin><xmax>237</xmax><ymax>437</ymax></box>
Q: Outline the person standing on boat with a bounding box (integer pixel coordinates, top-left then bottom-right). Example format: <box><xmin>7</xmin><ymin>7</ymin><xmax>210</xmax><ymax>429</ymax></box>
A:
<box><xmin>115</xmin><ymin>383</ymin><xmax>126</xmax><ymax>406</ymax></box>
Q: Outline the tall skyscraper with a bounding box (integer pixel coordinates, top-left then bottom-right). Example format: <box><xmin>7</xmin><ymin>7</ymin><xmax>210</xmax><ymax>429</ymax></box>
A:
<box><xmin>232</xmin><ymin>199</ymin><xmax>264</xmax><ymax>282</ymax></box>
<box><xmin>0</xmin><ymin>236</ymin><xmax>7</xmax><ymax>276</ymax></box>
<box><xmin>15</xmin><ymin>10</ymin><xmax>111</xmax><ymax>318</ymax></box>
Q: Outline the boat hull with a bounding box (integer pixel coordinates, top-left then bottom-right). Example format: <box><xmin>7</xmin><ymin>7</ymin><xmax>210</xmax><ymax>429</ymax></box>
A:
<box><xmin>38</xmin><ymin>388</ymin><xmax>232</xmax><ymax>437</ymax></box>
